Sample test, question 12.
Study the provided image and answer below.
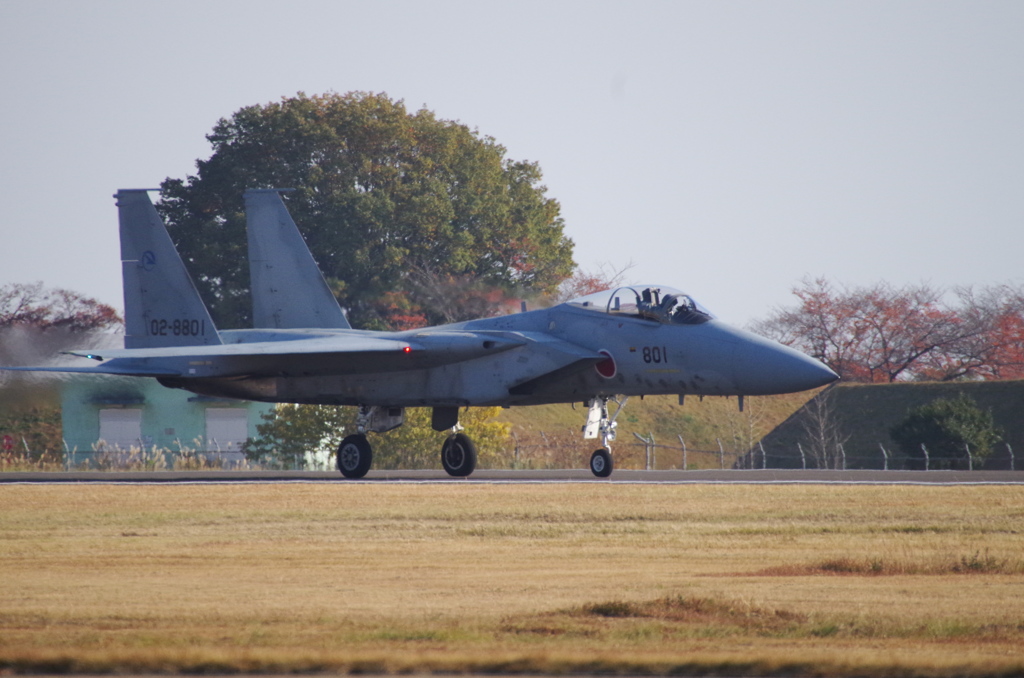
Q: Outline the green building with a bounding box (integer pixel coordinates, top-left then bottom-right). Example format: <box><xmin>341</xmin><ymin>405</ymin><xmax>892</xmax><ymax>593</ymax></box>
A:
<box><xmin>61</xmin><ymin>375</ymin><xmax>273</xmax><ymax>467</ymax></box>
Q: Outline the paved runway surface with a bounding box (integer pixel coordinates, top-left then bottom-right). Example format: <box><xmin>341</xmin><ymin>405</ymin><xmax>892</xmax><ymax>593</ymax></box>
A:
<box><xmin>3</xmin><ymin>469</ymin><xmax>1023</xmax><ymax>484</ymax></box>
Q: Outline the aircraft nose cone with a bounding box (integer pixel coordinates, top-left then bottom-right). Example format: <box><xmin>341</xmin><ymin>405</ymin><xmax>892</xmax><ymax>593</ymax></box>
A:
<box><xmin>761</xmin><ymin>347</ymin><xmax>839</xmax><ymax>393</ymax></box>
<box><xmin>726</xmin><ymin>327</ymin><xmax>839</xmax><ymax>395</ymax></box>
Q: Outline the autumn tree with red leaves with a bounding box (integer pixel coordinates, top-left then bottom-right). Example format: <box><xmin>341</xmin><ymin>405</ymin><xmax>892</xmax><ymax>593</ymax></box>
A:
<box><xmin>386</xmin><ymin>262</ymin><xmax>637</xmax><ymax>328</ymax></box>
<box><xmin>752</xmin><ymin>278</ymin><xmax>1024</xmax><ymax>383</ymax></box>
<box><xmin>0</xmin><ymin>281</ymin><xmax>121</xmax><ymax>367</ymax></box>
<box><xmin>918</xmin><ymin>285</ymin><xmax>1024</xmax><ymax>381</ymax></box>
<box><xmin>0</xmin><ymin>282</ymin><xmax>121</xmax><ymax>333</ymax></box>
<box><xmin>0</xmin><ymin>282</ymin><xmax>122</xmax><ymax>457</ymax></box>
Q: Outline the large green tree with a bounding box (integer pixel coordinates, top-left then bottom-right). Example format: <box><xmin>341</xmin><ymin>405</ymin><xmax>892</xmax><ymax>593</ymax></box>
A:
<box><xmin>158</xmin><ymin>92</ymin><xmax>574</xmax><ymax>329</ymax></box>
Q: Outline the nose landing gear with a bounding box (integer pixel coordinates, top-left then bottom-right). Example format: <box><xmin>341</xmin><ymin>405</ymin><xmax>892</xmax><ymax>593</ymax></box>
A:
<box><xmin>589</xmin><ymin>447</ymin><xmax>612</xmax><ymax>477</ymax></box>
<box><xmin>583</xmin><ymin>396</ymin><xmax>628</xmax><ymax>478</ymax></box>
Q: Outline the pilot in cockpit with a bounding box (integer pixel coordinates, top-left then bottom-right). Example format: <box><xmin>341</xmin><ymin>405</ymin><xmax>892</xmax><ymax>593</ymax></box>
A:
<box><xmin>637</xmin><ymin>288</ymin><xmax>662</xmax><ymax>320</ymax></box>
<box><xmin>669</xmin><ymin>295</ymin><xmax>702</xmax><ymax>324</ymax></box>
<box><xmin>569</xmin><ymin>285</ymin><xmax>710</xmax><ymax>325</ymax></box>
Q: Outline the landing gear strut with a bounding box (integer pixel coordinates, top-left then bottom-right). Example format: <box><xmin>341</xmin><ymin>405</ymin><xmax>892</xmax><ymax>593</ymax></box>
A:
<box><xmin>435</xmin><ymin>407</ymin><xmax>477</xmax><ymax>478</ymax></box>
<box><xmin>336</xmin><ymin>406</ymin><xmax>393</xmax><ymax>479</ymax></box>
<box><xmin>583</xmin><ymin>396</ymin><xmax>628</xmax><ymax>478</ymax></box>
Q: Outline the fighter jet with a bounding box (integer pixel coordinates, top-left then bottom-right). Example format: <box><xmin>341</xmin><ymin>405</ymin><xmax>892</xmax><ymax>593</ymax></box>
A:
<box><xmin>4</xmin><ymin>189</ymin><xmax>837</xmax><ymax>477</ymax></box>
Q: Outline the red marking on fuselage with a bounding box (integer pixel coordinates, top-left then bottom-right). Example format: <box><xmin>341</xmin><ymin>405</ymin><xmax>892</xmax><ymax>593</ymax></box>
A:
<box><xmin>596</xmin><ymin>350</ymin><xmax>616</xmax><ymax>379</ymax></box>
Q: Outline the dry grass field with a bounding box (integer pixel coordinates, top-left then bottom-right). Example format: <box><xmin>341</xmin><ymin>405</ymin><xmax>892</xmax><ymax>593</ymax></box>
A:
<box><xmin>2</xmin><ymin>482</ymin><xmax>1023</xmax><ymax>676</ymax></box>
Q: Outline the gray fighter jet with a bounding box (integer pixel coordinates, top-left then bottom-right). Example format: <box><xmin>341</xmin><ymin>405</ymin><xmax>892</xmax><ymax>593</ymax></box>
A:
<box><xmin>5</xmin><ymin>189</ymin><xmax>837</xmax><ymax>477</ymax></box>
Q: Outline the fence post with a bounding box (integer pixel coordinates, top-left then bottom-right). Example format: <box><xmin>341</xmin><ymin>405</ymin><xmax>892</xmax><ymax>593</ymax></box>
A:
<box><xmin>759</xmin><ymin>441</ymin><xmax>767</xmax><ymax>470</ymax></box>
<box><xmin>921</xmin><ymin>443</ymin><xmax>930</xmax><ymax>471</ymax></box>
<box><xmin>632</xmin><ymin>432</ymin><xmax>653</xmax><ymax>470</ymax></box>
<box><xmin>716</xmin><ymin>438</ymin><xmax>725</xmax><ymax>470</ymax></box>
<box><xmin>650</xmin><ymin>432</ymin><xmax>656</xmax><ymax>470</ymax></box>
<box><xmin>678</xmin><ymin>435</ymin><xmax>687</xmax><ymax>471</ymax></box>
<box><xmin>879</xmin><ymin>443</ymin><xmax>888</xmax><ymax>471</ymax></box>
<box><xmin>797</xmin><ymin>442</ymin><xmax>806</xmax><ymax>470</ymax></box>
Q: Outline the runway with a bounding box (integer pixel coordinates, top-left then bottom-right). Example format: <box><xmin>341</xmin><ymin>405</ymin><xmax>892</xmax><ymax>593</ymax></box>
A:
<box><xmin>3</xmin><ymin>468</ymin><xmax>1024</xmax><ymax>484</ymax></box>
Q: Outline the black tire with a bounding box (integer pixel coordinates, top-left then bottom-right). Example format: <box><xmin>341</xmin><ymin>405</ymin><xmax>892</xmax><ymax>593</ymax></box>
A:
<box><xmin>590</xmin><ymin>448</ymin><xmax>613</xmax><ymax>477</ymax></box>
<box><xmin>337</xmin><ymin>434</ymin><xmax>373</xmax><ymax>479</ymax></box>
<box><xmin>441</xmin><ymin>433</ymin><xmax>477</xmax><ymax>477</ymax></box>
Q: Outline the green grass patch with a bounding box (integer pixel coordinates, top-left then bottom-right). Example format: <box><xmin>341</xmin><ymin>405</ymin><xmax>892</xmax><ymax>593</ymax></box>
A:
<box><xmin>754</xmin><ymin>551</ymin><xmax>1024</xmax><ymax>577</ymax></box>
<box><xmin>508</xmin><ymin>592</ymin><xmax>1024</xmax><ymax>646</ymax></box>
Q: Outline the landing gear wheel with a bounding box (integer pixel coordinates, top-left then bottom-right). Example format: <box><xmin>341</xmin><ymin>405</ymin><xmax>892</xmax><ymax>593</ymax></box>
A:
<box><xmin>441</xmin><ymin>433</ymin><xmax>477</xmax><ymax>477</ymax></box>
<box><xmin>590</xmin><ymin>448</ymin><xmax>613</xmax><ymax>478</ymax></box>
<box><xmin>337</xmin><ymin>434</ymin><xmax>373</xmax><ymax>479</ymax></box>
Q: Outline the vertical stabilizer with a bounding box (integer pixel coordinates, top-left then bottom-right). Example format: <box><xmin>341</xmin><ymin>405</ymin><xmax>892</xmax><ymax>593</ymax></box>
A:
<box><xmin>244</xmin><ymin>189</ymin><xmax>350</xmax><ymax>329</ymax></box>
<box><xmin>116</xmin><ymin>190</ymin><xmax>221</xmax><ymax>348</ymax></box>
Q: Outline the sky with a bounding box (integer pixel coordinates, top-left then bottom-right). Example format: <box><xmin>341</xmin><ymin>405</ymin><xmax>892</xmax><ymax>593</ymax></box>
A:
<box><xmin>1</xmin><ymin>0</ymin><xmax>1022</xmax><ymax>327</ymax></box>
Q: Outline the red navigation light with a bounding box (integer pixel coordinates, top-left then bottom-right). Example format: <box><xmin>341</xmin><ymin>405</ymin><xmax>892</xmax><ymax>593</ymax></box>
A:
<box><xmin>403</xmin><ymin>346</ymin><xmax>412</xmax><ymax>354</ymax></box>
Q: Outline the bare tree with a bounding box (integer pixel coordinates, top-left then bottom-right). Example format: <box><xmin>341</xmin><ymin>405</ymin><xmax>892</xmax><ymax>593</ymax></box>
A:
<box><xmin>702</xmin><ymin>396</ymin><xmax>773</xmax><ymax>468</ymax></box>
<box><xmin>550</xmin><ymin>261</ymin><xmax>635</xmax><ymax>304</ymax></box>
<box><xmin>799</xmin><ymin>386</ymin><xmax>849</xmax><ymax>469</ymax></box>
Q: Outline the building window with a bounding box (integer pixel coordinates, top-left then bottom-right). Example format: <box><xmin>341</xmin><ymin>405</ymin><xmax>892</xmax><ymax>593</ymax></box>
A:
<box><xmin>204</xmin><ymin>408</ymin><xmax>248</xmax><ymax>452</ymax></box>
<box><xmin>98</xmin><ymin>409</ymin><xmax>142</xmax><ymax>450</ymax></box>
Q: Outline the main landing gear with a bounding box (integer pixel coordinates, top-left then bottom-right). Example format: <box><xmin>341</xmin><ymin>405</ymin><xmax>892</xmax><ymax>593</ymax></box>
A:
<box><xmin>337</xmin><ymin>433</ymin><xmax>373</xmax><ymax>479</ymax></box>
<box><xmin>336</xmin><ymin>405</ymin><xmax>478</xmax><ymax>479</ymax></box>
<box><xmin>583</xmin><ymin>396</ymin><xmax>628</xmax><ymax>478</ymax></box>
<box><xmin>441</xmin><ymin>432</ymin><xmax>477</xmax><ymax>477</ymax></box>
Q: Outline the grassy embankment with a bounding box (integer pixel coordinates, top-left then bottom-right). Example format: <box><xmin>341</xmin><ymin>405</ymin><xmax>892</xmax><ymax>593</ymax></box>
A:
<box><xmin>498</xmin><ymin>390</ymin><xmax>817</xmax><ymax>470</ymax></box>
<box><xmin>0</xmin><ymin>391</ymin><xmax>817</xmax><ymax>472</ymax></box>
<box><xmin>2</xmin><ymin>483</ymin><xmax>1023</xmax><ymax>676</ymax></box>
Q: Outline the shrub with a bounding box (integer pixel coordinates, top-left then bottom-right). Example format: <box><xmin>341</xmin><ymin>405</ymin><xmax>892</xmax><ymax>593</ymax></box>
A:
<box><xmin>890</xmin><ymin>393</ymin><xmax>1001</xmax><ymax>469</ymax></box>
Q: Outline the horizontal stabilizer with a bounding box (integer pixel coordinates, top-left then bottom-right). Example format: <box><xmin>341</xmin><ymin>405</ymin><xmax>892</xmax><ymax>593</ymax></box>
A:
<box><xmin>0</xmin><ymin>364</ymin><xmax>181</xmax><ymax>377</ymax></box>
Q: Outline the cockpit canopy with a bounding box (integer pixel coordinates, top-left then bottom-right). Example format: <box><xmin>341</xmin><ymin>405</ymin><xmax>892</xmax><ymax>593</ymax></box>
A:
<box><xmin>566</xmin><ymin>285</ymin><xmax>715</xmax><ymax>325</ymax></box>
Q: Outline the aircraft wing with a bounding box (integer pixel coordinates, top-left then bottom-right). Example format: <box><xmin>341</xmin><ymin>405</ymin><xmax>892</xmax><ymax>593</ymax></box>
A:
<box><xmin>4</xmin><ymin>331</ymin><xmax>528</xmax><ymax>379</ymax></box>
<box><xmin>0</xmin><ymin>363</ymin><xmax>183</xmax><ymax>376</ymax></box>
